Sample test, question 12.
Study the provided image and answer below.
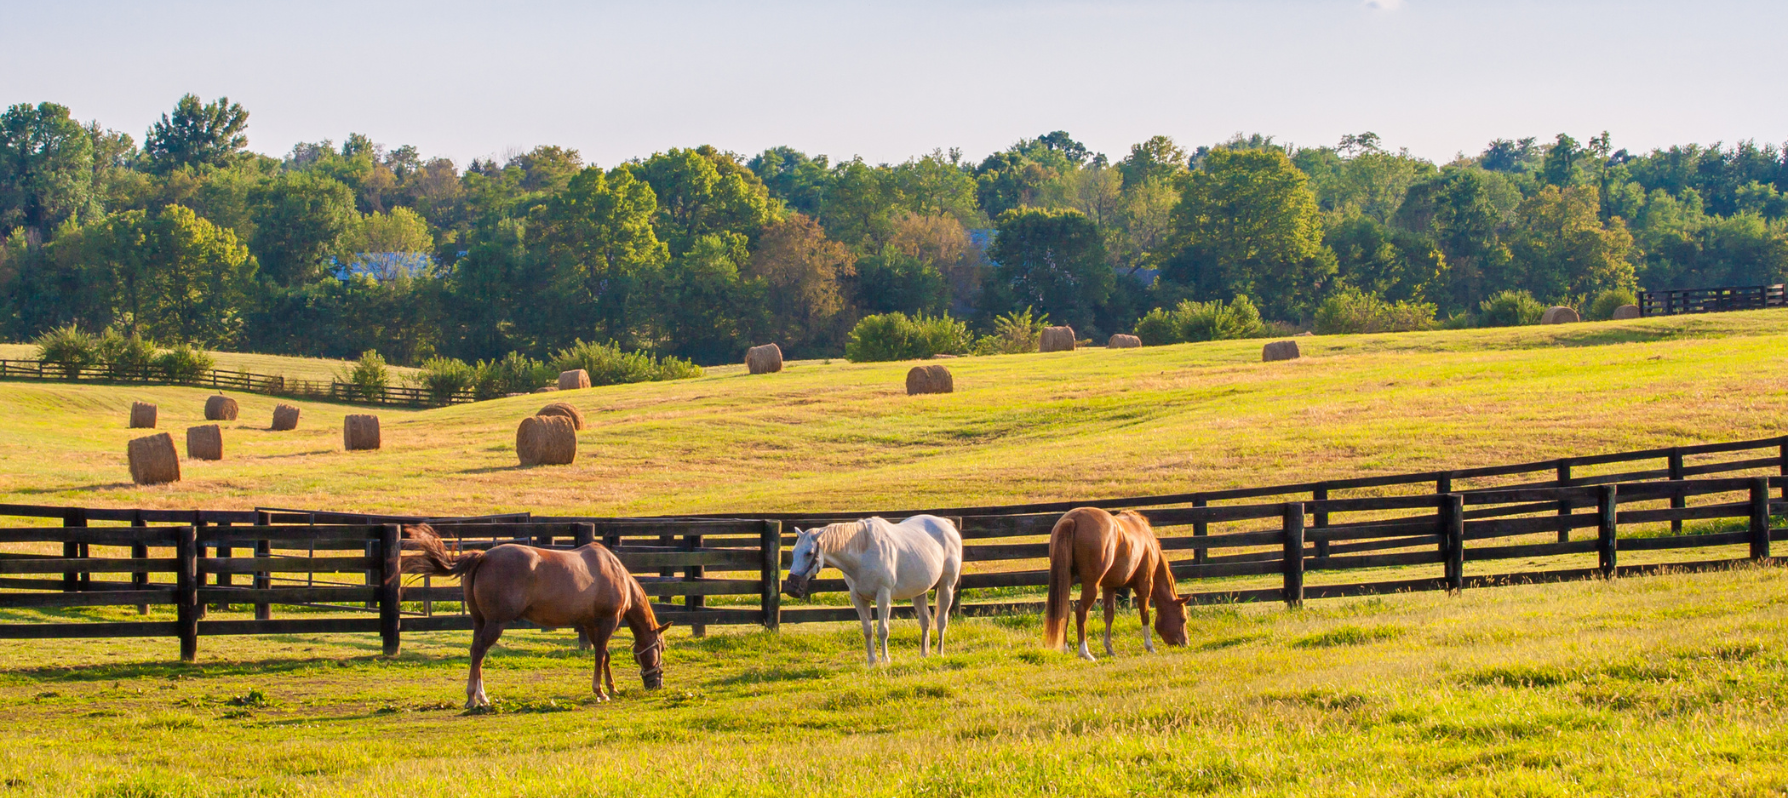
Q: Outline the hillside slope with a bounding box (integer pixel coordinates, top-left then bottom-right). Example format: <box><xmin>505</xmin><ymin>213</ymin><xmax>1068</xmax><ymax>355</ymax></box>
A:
<box><xmin>2</xmin><ymin>310</ymin><xmax>1786</xmax><ymax>516</ymax></box>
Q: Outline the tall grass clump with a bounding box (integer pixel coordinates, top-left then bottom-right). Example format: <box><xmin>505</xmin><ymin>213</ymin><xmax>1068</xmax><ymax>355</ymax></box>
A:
<box><xmin>1313</xmin><ymin>288</ymin><xmax>1437</xmax><ymax>334</ymax></box>
<box><xmin>844</xmin><ymin>312</ymin><xmax>973</xmax><ymax>362</ymax></box>
<box><xmin>414</xmin><ymin>357</ymin><xmax>477</xmax><ymax>403</ymax></box>
<box><xmin>339</xmin><ymin>350</ymin><xmax>391</xmax><ymax>401</ymax></box>
<box><xmin>1477</xmin><ymin>290</ymin><xmax>1547</xmax><ymax>327</ymax></box>
<box><xmin>34</xmin><ymin>324</ymin><xmax>99</xmax><ymax>379</ymax></box>
<box><xmin>154</xmin><ymin>345</ymin><xmax>215</xmax><ymax>382</ymax></box>
<box><xmin>1588</xmin><ymin>287</ymin><xmax>1640</xmax><ymax>320</ymax></box>
<box><xmin>473</xmin><ymin>352</ymin><xmax>553</xmax><ymax>399</ymax></box>
<box><xmin>1133</xmin><ymin>296</ymin><xmax>1265</xmax><ymax>345</ymax></box>
<box><xmin>550</xmin><ymin>340</ymin><xmax>703</xmax><ymax>386</ymax></box>
<box><xmin>96</xmin><ymin>328</ymin><xmax>160</xmax><ymax>376</ymax></box>
<box><xmin>973</xmin><ymin>307</ymin><xmax>1048</xmax><ymax>355</ymax></box>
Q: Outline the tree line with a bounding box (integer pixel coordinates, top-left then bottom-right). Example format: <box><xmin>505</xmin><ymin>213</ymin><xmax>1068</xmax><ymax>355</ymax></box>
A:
<box><xmin>3</xmin><ymin>96</ymin><xmax>1786</xmax><ymax>366</ymax></box>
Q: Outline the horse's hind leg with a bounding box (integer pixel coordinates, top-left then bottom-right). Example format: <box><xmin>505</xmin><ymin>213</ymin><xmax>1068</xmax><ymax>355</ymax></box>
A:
<box><xmin>588</xmin><ymin>618</ymin><xmax>619</xmax><ymax>702</ymax></box>
<box><xmin>1075</xmin><ymin>579</ymin><xmax>1097</xmax><ymax>661</ymax></box>
<box><xmin>1101</xmin><ymin>587</ymin><xmax>1117</xmax><ymax>657</ymax></box>
<box><xmin>913</xmin><ymin>592</ymin><xmax>932</xmax><ymax>657</ymax></box>
<box><xmin>467</xmin><ymin>621</ymin><xmax>504</xmax><ymax>709</ymax></box>
<box><xmin>934</xmin><ymin>581</ymin><xmax>955</xmax><ymax>654</ymax></box>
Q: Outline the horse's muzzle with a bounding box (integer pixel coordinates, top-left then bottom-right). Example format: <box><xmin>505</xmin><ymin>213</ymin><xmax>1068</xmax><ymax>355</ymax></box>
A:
<box><xmin>784</xmin><ymin>574</ymin><xmax>809</xmax><ymax>599</ymax></box>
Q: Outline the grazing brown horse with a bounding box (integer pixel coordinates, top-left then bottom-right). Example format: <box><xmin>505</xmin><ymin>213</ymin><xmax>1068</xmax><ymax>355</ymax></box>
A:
<box><xmin>402</xmin><ymin>525</ymin><xmax>672</xmax><ymax>707</ymax></box>
<box><xmin>1043</xmin><ymin>508</ymin><xmax>1190</xmax><ymax>660</ymax></box>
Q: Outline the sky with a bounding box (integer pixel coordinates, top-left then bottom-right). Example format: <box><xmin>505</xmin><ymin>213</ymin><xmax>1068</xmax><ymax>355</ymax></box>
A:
<box><xmin>4</xmin><ymin>0</ymin><xmax>1787</xmax><ymax>169</ymax></box>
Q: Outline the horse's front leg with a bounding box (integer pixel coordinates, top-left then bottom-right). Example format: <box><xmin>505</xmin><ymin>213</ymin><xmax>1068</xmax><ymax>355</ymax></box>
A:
<box><xmin>1137</xmin><ymin>591</ymin><xmax>1156</xmax><ymax>654</ymax></box>
<box><xmin>913</xmin><ymin>591</ymin><xmax>932</xmax><ymax>657</ymax></box>
<box><xmin>1101</xmin><ymin>587</ymin><xmax>1117</xmax><ymax>657</ymax></box>
<box><xmin>875</xmin><ymin>587</ymin><xmax>893</xmax><ymax>665</ymax></box>
<box><xmin>850</xmin><ymin>592</ymin><xmax>876</xmax><ymax>667</ymax></box>
<box><xmin>588</xmin><ymin>618</ymin><xmax>619</xmax><ymax>702</ymax></box>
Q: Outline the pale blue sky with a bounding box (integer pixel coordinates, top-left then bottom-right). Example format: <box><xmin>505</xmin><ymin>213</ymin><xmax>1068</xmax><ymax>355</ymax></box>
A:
<box><xmin>5</xmin><ymin>0</ymin><xmax>1785</xmax><ymax>167</ymax></box>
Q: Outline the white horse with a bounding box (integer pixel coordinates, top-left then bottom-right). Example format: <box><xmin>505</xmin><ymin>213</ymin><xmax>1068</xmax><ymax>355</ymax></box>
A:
<box><xmin>784</xmin><ymin>515</ymin><xmax>963</xmax><ymax>665</ymax></box>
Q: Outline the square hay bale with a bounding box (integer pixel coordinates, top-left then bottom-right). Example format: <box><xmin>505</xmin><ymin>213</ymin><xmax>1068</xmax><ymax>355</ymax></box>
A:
<box><xmin>558</xmin><ymin>370</ymin><xmax>591</xmax><ymax>391</ymax></box>
<box><xmin>746</xmin><ymin>343</ymin><xmax>784</xmax><ymax>374</ymax></box>
<box><xmin>127</xmin><ymin>432</ymin><xmax>180</xmax><ymax>485</ymax></box>
<box><xmin>906</xmin><ymin>365</ymin><xmax>954</xmax><ymax>395</ymax></box>
<box><xmin>204</xmin><ymin>395</ymin><xmax>239</xmax><ymax>421</ymax></box>
<box><xmin>186</xmin><ymin>424</ymin><xmax>223</xmax><ymax>461</ymax></box>
<box><xmin>344</xmin><ymin>414</ymin><xmax>381</xmax><ymax>451</ymax></box>
<box><xmin>517</xmin><ymin>415</ymin><xmax>578</xmax><ymax>466</ymax></box>
<box><xmin>270</xmin><ymin>403</ymin><xmax>300</xmax><ymax>431</ymax></box>
<box><xmin>1039</xmin><ymin>326</ymin><xmax>1077</xmax><ymax>352</ymax></box>
<box><xmin>129</xmin><ymin>402</ymin><xmax>157</xmax><ymax>429</ymax></box>
<box><xmin>1262</xmin><ymin>340</ymin><xmax>1301</xmax><ymax>362</ymax></box>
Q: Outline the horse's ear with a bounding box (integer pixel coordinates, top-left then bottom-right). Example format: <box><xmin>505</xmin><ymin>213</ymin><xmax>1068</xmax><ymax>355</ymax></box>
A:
<box><xmin>655</xmin><ymin>622</ymin><xmax>674</xmax><ymax>633</ymax></box>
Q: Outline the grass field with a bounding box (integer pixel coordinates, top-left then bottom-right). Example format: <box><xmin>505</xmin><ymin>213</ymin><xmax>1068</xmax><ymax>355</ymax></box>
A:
<box><xmin>5</xmin><ymin>313</ymin><xmax>1788</xmax><ymax>796</ymax></box>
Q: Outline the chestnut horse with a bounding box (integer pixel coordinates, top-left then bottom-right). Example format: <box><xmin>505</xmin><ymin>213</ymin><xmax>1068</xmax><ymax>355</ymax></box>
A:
<box><xmin>1043</xmin><ymin>508</ymin><xmax>1190</xmax><ymax>660</ymax></box>
<box><xmin>402</xmin><ymin>525</ymin><xmax>672</xmax><ymax>707</ymax></box>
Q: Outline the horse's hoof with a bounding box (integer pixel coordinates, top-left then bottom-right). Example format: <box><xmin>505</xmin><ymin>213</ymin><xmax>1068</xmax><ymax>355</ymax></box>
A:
<box><xmin>1078</xmin><ymin>651</ymin><xmax>1096</xmax><ymax>662</ymax></box>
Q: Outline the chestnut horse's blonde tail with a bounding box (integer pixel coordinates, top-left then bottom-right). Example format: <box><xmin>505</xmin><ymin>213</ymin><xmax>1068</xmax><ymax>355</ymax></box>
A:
<box><xmin>1043</xmin><ymin>513</ymin><xmax>1078</xmax><ymax>650</ymax></box>
<box><xmin>401</xmin><ymin>524</ymin><xmax>485</xmax><ymax>578</ymax></box>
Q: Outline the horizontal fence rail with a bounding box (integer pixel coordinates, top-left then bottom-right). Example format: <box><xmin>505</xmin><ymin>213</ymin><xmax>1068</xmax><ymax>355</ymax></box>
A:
<box><xmin>1640</xmin><ymin>284</ymin><xmax>1786</xmax><ymax>317</ymax></box>
<box><xmin>1</xmin><ymin>435</ymin><xmax>1785</xmax><ymax>660</ymax></box>
<box><xmin>0</xmin><ymin>359</ymin><xmax>473</xmax><ymax>408</ymax></box>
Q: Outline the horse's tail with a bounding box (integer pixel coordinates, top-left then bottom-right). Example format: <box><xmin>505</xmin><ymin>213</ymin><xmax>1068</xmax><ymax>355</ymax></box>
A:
<box><xmin>1043</xmin><ymin>512</ymin><xmax>1078</xmax><ymax>650</ymax></box>
<box><xmin>401</xmin><ymin>524</ymin><xmax>485</xmax><ymax>578</ymax></box>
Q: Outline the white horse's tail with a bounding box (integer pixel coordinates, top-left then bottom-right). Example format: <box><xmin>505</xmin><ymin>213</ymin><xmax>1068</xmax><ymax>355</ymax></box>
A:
<box><xmin>1043</xmin><ymin>513</ymin><xmax>1077</xmax><ymax>650</ymax></box>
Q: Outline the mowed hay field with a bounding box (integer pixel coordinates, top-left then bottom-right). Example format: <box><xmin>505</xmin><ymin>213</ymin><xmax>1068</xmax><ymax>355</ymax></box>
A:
<box><xmin>4</xmin><ymin>312</ymin><xmax>1788</xmax><ymax>796</ymax></box>
<box><xmin>3</xmin><ymin>310</ymin><xmax>1788</xmax><ymax>516</ymax></box>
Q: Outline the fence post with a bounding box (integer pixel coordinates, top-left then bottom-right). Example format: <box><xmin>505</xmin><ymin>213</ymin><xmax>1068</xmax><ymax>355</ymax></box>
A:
<box><xmin>132</xmin><ymin>511</ymin><xmax>149</xmax><ymax>615</ymax></box>
<box><xmin>1597</xmin><ymin>485</ymin><xmax>1618</xmax><ymax>577</ymax></box>
<box><xmin>363</xmin><ymin>538</ymin><xmax>378</xmax><ymax>610</ymax></box>
<box><xmin>214</xmin><ymin>520</ymin><xmax>232</xmax><ymax>612</ymax></box>
<box><xmin>1192</xmin><ymin>498</ymin><xmax>1208</xmax><ymax>565</ymax></box>
<box><xmin>176</xmin><ymin>525</ymin><xmax>199</xmax><ymax>663</ymax></box>
<box><xmin>61</xmin><ymin>508</ymin><xmax>86</xmax><ymax>592</ymax></box>
<box><xmin>1281</xmin><ymin>503</ymin><xmax>1304</xmax><ymax>609</ymax></box>
<box><xmin>760</xmin><ymin>520</ymin><xmax>782</xmax><ymax>631</ymax></box>
<box><xmin>1750</xmin><ymin>477</ymin><xmax>1772</xmax><ymax>560</ymax></box>
<box><xmin>685</xmin><ymin>531</ymin><xmax>706</xmax><ymax>638</ymax></box>
<box><xmin>254</xmin><ymin>511</ymin><xmax>272</xmax><ymax>621</ymax></box>
<box><xmin>1312</xmin><ymin>485</ymin><xmax>1330</xmax><ymax>559</ymax></box>
<box><xmin>1436</xmin><ymin>473</ymin><xmax>1453</xmax><ymax>495</ymax></box>
<box><xmin>1668</xmin><ymin>448</ymin><xmax>1686</xmax><ymax>534</ymax></box>
<box><xmin>574</xmin><ymin>523</ymin><xmax>595</xmax><ymax>650</ymax></box>
<box><xmin>1555</xmin><ymin>460</ymin><xmax>1574</xmax><ymax>543</ymax></box>
<box><xmin>1442</xmin><ymin>494</ymin><xmax>1464</xmax><ymax>593</ymax></box>
<box><xmin>1778</xmin><ymin>438</ymin><xmax>1788</xmax><ymax>505</ymax></box>
<box><xmin>192</xmin><ymin>514</ymin><xmax>207</xmax><ymax>621</ymax></box>
<box><xmin>380</xmin><ymin>524</ymin><xmax>402</xmax><ymax>657</ymax></box>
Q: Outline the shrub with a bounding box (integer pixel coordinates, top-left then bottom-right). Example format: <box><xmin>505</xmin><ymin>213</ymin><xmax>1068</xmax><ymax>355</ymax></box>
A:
<box><xmin>844</xmin><ymin>312</ymin><xmax>973</xmax><ymax>362</ymax></box>
<box><xmin>1588</xmin><ymin>287</ymin><xmax>1639</xmax><ymax>321</ymax></box>
<box><xmin>96</xmin><ymin>328</ymin><xmax>160</xmax><ymax>377</ymax></box>
<box><xmin>1477</xmin><ymin>290</ymin><xmax>1547</xmax><ymax>327</ymax></box>
<box><xmin>34</xmin><ymin>324</ymin><xmax>99</xmax><ymax>379</ymax></box>
<box><xmin>1133</xmin><ymin>296</ymin><xmax>1266</xmax><ymax>345</ymax></box>
<box><xmin>473</xmin><ymin>352</ymin><xmax>552</xmax><ymax>400</ymax></box>
<box><xmin>154</xmin><ymin>344</ymin><xmax>215</xmax><ymax>382</ymax></box>
<box><xmin>415</xmin><ymin>357</ymin><xmax>476</xmax><ymax>403</ymax></box>
<box><xmin>973</xmin><ymin>307</ymin><xmax>1048</xmax><ymax>355</ymax></box>
<box><xmin>340</xmin><ymin>350</ymin><xmax>391</xmax><ymax>401</ymax></box>
<box><xmin>550</xmin><ymin>340</ymin><xmax>705</xmax><ymax>386</ymax></box>
<box><xmin>1313</xmin><ymin>288</ymin><xmax>1437</xmax><ymax>334</ymax></box>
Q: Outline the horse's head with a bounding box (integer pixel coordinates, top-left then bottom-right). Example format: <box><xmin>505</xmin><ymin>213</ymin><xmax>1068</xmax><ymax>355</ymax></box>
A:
<box><xmin>784</xmin><ymin>527</ymin><xmax>824</xmax><ymax>599</ymax></box>
<box><xmin>634</xmin><ymin>621</ymin><xmax>673</xmax><ymax>690</ymax></box>
<box><xmin>1154</xmin><ymin>596</ymin><xmax>1192</xmax><ymax>647</ymax></box>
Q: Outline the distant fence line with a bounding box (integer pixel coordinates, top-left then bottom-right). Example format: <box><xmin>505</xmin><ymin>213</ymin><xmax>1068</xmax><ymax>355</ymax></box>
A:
<box><xmin>0</xmin><ymin>435</ymin><xmax>1784</xmax><ymax>661</ymax></box>
<box><xmin>1640</xmin><ymin>284</ymin><xmax>1786</xmax><ymax>317</ymax></box>
<box><xmin>0</xmin><ymin>359</ymin><xmax>472</xmax><ymax>409</ymax></box>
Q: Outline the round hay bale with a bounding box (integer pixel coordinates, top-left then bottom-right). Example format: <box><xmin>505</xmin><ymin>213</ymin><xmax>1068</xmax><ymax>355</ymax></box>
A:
<box><xmin>204</xmin><ymin>394</ymin><xmax>239</xmax><ymax>421</ymax></box>
<box><xmin>344</xmin><ymin>414</ymin><xmax>381</xmax><ymax>451</ymax></box>
<box><xmin>1107</xmin><ymin>334</ymin><xmax>1142</xmax><ymax>349</ymax></box>
<box><xmin>270</xmin><ymin>403</ymin><xmax>301</xmax><ymax>431</ymax></box>
<box><xmin>535</xmin><ymin>386</ymin><xmax>560</xmax><ymax>393</ymax></box>
<box><xmin>516</xmin><ymin>415</ymin><xmax>578</xmax><ymax>466</ymax></box>
<box><xmin>1612</xmin><ymin>304</ymin><xmax>1642</xmax><ymax>320</ymax></box>
<box><xmin>129</xmin><ymin>402</ymin><xmax>157</xmax><ymax>429</ymax></box>
<box><xmin>127</xmin><ymin>432</ymin><xmax>180</xmax><ymax>486</ymax></box>
<box><xmin>928</xmin><ymin>353</ymin><xmax>958</xmax><ymax>360</ymax></box>
<box><xmin>746</xmin><ymin>343</ymin><xmax>784</xmax><ymax>374</ymax></box>
<box><xmin>906</xmin><ymin>365</ymin><xmax>954</xmax><ymax>395</ymax></box>
<box><xmin>557</xmin><ymin>370</ymin><xmax>591</xmax><ymax>391</ymax></box>
<box><xmin>1262</xmin><ymin>340</ymin><xmax>1301</xmax><ymax>362</ymax></box>
<box><xmin>1540</xmin><ymin>306</ymin><xmax>1580</xmax><ymax>325</ymax></box>
<box><xmin>537</xmin><ymin>401</ymin><xmax>586</xmax><ymax>430</ymax></box>
<box><xmin>1039</xmin><ymin>326</ymin><xmax>1077</xmax><ymax>353</ymax></box>
<box><xmin>186</xmin><ymin>424</ymin><xmax>223</xmax><ymax>461</ymax></box>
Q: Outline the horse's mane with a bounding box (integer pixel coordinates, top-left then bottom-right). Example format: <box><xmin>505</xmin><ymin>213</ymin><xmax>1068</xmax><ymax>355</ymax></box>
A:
<box><xmin>814</xmin><ymin>518</ymin><xmax>877</xmax><ymax>557</ymax></box>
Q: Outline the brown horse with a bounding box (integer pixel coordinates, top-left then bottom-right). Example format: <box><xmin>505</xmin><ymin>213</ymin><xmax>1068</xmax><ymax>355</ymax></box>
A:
<box><xmin>402</xmin><ymin>525</ymin><xmax>672</xmax><ymax>707</ymax></box>
<box><xmin>1043</xmin><ymin>507</ymin><xmax>1190</xmax><ymax>660</ymax></box>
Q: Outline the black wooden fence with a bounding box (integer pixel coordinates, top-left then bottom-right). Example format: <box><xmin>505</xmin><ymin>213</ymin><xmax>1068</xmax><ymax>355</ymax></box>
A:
<box><xmin>1</xmin><ymin>435</ymin><xmax>1784</xmax><ymax>661</ymax></box>
<box><xmin>1639</xmin><ymin>284</ymin><xmax>1786</xmax><ymax>316</ymax></box>
<box><xmin>0</xmin><ymin>359</ymin><xmax>472</xmax><ymax>408</ymax></box>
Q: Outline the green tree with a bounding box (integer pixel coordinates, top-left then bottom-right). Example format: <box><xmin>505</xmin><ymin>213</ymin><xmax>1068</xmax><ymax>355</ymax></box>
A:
<box><xmin>145</xmin><ymin>95</ymin><xmax>248</xmax><ymax>173</ymax></box>
<box><xmin>252</xmin><ymin>171</ymin><xmax>357</xmax><ymax>286</ymax></box>
<box><xmin>984</xmin><ymin>207</ymin><xmax>1113</xmax><ymax>334</ymax></box>
<box><xmin>1507</xmin><ymin>185</ymin><xmax>1636</xmax><ymax>301</ymax></box>
<box><xmin>745</xmin><ymin>213</ymin><xmax>855</xmax><ymax>354</ymax></box>
<box><xmin>1161</xmin><ymin>147</ymin><xmax>1334</xmax><ymax>319</ymax></box>
<box><xmin>660</xmin><ymin>234</ymin><xmax>765</xmax><ymax>364</ymax></box>
<box><xmin>529</xmin><ymin>165</ymin><xmax>668</xmax><ymax>348</ymax></box>
<box><xmin>0</xmin><ymin>102</ymin><xmax>96</xmax><ymax>236</ymax></box>
<box><xmin>629</xmin><ymin>146</ymin><xmax>780</xmax><ymax>257</ymax></box>
<box><xmin>88</xmin><ymin>205</ymin><xmax>255</xmax><ymax>345</ymax></box>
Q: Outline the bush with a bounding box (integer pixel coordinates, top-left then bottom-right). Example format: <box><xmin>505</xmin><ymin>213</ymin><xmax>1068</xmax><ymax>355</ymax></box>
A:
<box><xmin>1477</xmin><ymin>290</ymin><xmax>1547</xmax><ymax>327</ymax></box>
<box><xmin>415</xmin><ymin>357</ymin><xmax>476</xmax><ymax>403</ymax></box>
<box><xmin>844</xmin><ymin>312</ymin><xmax>973</xmax><ymax>362</ymax></box>
<box><xmin>1313</xmin><ymin>288</ymin><xmax>1437</xmax><ymax>335</ymax></box>
<box><xmin>1588</xmin><ymin>288</ymin><xmax>1639</xmax><ymax>321</ymax></box>
<box><xmin>550</xmin><ymin>340</ymin><xmax>705</xmax><ymax>386</ymax></box>
<box><xmin>340</xmin><ymin>350</ymin><xmax>391</xmax><ymax>401</ymax></box>
<box><xmin>154</xmin><ymin>345</ymin><xmax>215</xmax><ymax>382</ymax></box>
<box><xmin>473</xmin><ymin>352</ymin><xmax>552</xmax><ymax>400</ymax></box>
<box><xmin>96</xmin><ymin>328</ymin><xmax>160</xmax><ymax>377</ymax></box>
<box><xmin>34</xmin><ymin>324</ymin><xmax>98</xmax><ymax>379</ymax></box>
<box><xmin>973</xmin><ymin>307</ymin><xmax>1048</xmax><ymax>355</ymax></box>
<box><xmin>1133</xmin><ymin>296</ymin><xmax>1266</xmax><ymax>345</ymax></box>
